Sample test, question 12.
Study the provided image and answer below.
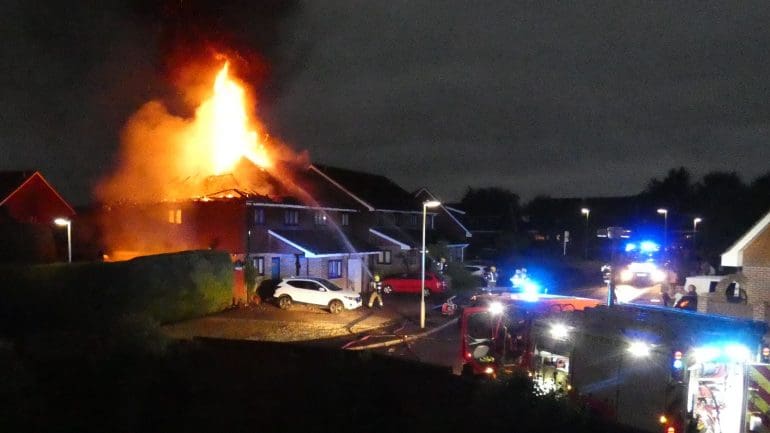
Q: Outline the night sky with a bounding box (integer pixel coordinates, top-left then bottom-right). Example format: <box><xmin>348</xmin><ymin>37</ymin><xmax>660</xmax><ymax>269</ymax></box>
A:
<box><xmin>2</xmin><ymin>1</ymin><xmax>769</xmax><ymax>205</ymax></box>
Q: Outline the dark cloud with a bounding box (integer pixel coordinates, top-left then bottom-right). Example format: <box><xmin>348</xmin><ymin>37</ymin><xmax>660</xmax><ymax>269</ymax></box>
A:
<box><xmin>1</xmin><ymin>1</ymin><xmax>769</xmax><ymax>204</ymax></box>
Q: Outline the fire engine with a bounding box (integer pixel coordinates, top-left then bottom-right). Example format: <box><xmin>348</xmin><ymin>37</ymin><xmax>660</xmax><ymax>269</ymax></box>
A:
<box><xmin>459</xmin><ymin>295</ymin><xmax>770</xmax><ymax>433</ymax></box>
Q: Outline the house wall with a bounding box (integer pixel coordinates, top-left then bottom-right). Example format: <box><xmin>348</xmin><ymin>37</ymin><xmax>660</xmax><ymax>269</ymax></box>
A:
<box><xmin>2</xmin><ymin>174</ymin><xmax>74</xmax><ymax>224</ymax></box>
<box><xmin>744</xmin><ymin>227</ymin><xmax>770</xmax><ymax>267</ymax></box>
<box><xmin>248</xmin><ymin>252</ymin><xmax>367</xmax><ymax>292</ymax></box>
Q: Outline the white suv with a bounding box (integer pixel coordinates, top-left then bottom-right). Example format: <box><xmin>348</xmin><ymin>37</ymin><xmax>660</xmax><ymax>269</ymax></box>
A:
<box><xmin>274</xmin><ymin>277</ymin><xmax>362</xmax><ymax>314</ymax></box>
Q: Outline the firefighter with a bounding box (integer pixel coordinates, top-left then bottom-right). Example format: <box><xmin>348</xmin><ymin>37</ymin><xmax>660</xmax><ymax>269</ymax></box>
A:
<box><xmin>484</xmin><ymin>266</ymin><xmax>498</xmax><ymax>288</ymax></box>
<box><xmin>675</xmin><ymin>284</ymin><xmax>698</xmax><ymax>311</ymax></box>
<box><xmin>368</xmin><ymin>274</ymin><xmax>384</xmax><ymax>308</ymax></box>
<box><xmin>436</xmin><ymin>257</ymin><xmax>447</xmax><ymax>275</ymax></box>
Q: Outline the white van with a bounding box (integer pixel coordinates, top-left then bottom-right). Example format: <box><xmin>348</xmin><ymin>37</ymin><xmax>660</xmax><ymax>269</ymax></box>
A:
<box><xmin>684</xmin><ymin>275</ymin><xmax>723</xmax><ymax>296</ymax></box>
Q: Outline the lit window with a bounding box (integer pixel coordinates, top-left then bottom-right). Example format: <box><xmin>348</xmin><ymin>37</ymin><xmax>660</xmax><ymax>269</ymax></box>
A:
<box><xmin>284</xmin><ymin>210</ymin><xmax>299</xmax><ymax>226</ymax></box>
<box><xmin>341</xmin><ymin>213</ymin><xmax>350</xmax><ymax>226</ymax></box>
<box><xmin>377</xmin><ymin>250</ymin><xmax>392</xmax><ymax>264</ymax></box>
<box><xmin>169</xmin><ymin>209</ymin><xmax>182</xmax><ymax>224</ymax></box>
<box><xmin>328</xmin><ymin>260</ymin><xmax>342</xmax><ymax>278</ymax></box>
<box><xmin>314</xmin><ymin>212</ymin><xmax>327</xmax><ymax>225</ymax></box>
<box><xmin>253</xmin><ymin>208</ymin><xmax>265</xmax><ymax>225</ymax></box>
<box><xmin>254</xmin><ymin>257</ymin><xmax>265</xmax><ymax>276</ymax></box>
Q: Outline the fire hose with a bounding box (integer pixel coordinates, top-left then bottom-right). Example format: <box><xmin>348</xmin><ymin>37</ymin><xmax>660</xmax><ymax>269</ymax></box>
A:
<box><xmin>342</xmin><ymin>317</ymin><xmax>458</xmax><ymax>351</ymax></box>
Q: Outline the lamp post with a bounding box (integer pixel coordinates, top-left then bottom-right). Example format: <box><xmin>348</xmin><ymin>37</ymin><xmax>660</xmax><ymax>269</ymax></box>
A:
<box><xmin>693</xmin><ymin>217</ymin><xmax>702</xmax><ymax>249</ymax></box>
<box><xmin>657</xmin><ymin>208</ymin><xmax>668</xmax><ymax>251</ymax></box>
<box><xmin>616</xmin><ymin>340</ymin><xmax>652</xmax><ymax>417</ymax></box>
<box><xmin>54</xmin><ymin>218</ymin><xmax>72</xmax><ymax>263</ymax></box>
<box><xmin>581</xmin><ymin>208</ymin><xmax>590</xmax><ymax>259</ymax></box>
<box><xmin>421</xmin><ymin>200</ymin><xmax>441</xmax><ymax>329</ymax></box>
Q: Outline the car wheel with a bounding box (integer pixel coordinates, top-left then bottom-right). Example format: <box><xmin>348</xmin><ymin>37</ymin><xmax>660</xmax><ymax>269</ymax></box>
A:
<box><xmin>383</xmin><ymin>285</ymin><xmax>393</xmax><ymax>294</ymax></box>
<box><xmin>329</xmin><ymin>299</ymin><xmax>344</xmax><ymax>314</ymax></box>
<box><xmin>278</xmin><ymin>295</ymin><xmax>292</xmax><ymax>309</ymax></box>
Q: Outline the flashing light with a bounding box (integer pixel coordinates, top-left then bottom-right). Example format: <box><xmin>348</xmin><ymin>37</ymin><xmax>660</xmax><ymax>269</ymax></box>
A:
<box><xmin>651</xmin><ymin>269</ymin><xmax>666</xmax><ymax>283</ymax></box>
<box><xmin>520</xmin><ymin>280</ymin><xmax>541</xmax><ymax>302</ymax></box>
<box><xmin>625</xmin><ymin>243</ymin><xmax>637</xmax><ymax>252</ymax></box>
<box><xmin>667</xmin><ymin>427</ymin><xmax>675</xmax><ymax>433</ymax></box>
<box><xmin>763</xmin><ymin>347</ymin><xmax>770</xmax><ymax>357</ymax></box>
<box><xmin>674</xmin><ymin>351</ymin><xmax>683</xmax><ymax>360</ymax></box>
<box><xmin>659</xmin><ymin>415</ymin><xmax>668</xmax><ymax>424</ymax></box>
<box><xmin>639</xmin><ymin>240</ymin><xmax>660</xmax><ymax>252</ymax></box>
<box><xmin>725</xmin><ymin>343</ymin><xmax>751</xmax><ymax>362</ymax></box>
<box><xmin>484</xmin><ymin>367</ymin><xmax>495</xmax><ymax>375</ymax></box>
<box><xmin>628</xmin><ymin>341</ymin><xmax>651</xmax><ymax>357</ymax></box>
<box><xmin>620</xmin><ymin>270</ymin><xmax>634</xmax><ymax>282</ymax></box>
<box><xmin>693</xmin><ymin>343</ymin><xmax>751</xmax><ymax>363</ymax></box>
<box><xmin>550</xmin><ymin>323</ymin><xmax>569</xmax><ymax>340</ymax></box>
<box><xmin>488</xmin><ymin>301</ymin><xmax>504</xmax><ymax>315</ymax></box>
<box><xmin>694</xmin><ymin>346</ymin><xmax>721</xmax><ymax>363</ymax></box>
<box><xmin>673</xmin><ymin>359</ymin><xmax>683</xmax><ymax>369</ymax></box>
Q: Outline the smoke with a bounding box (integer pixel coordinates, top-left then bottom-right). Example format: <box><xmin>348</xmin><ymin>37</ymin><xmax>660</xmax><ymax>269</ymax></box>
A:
<box><xmin>94</xmin><ymin>53</ymin><xmax>307</xmax><ymax>259</ymax></box>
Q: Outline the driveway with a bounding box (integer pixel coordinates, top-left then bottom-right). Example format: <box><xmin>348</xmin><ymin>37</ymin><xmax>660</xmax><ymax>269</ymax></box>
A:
<box><xmin>162</xmin><ymin>292</ymin><xmax>452</xmax><ymax>342</ymax></box>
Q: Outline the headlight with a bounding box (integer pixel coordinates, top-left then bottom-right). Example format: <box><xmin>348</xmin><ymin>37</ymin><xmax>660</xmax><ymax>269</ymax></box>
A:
<box><xmin>484</xmin><ymin>367</ymin><xmax>495</xmax><ymax>374</ymax></box>
<box><xmin>651</xmin><ymin>269</ymin><xmax>666</xmax><ymax>283</ymax></box>
<box><xmin>620</xmin><ymin>269</ymin><xmax>634</xmax><ymax>282</ymax></box>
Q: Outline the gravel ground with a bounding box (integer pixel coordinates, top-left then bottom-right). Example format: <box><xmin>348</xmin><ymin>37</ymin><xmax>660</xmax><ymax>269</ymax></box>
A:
<box><xmin>162</xmin><ymin>300</ymin><xmax>404</xmax><ymax>342</ymax></box>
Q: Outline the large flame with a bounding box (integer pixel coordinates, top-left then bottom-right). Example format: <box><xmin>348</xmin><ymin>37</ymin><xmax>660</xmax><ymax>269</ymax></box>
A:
<box><xmin>197</xmin><ymin>62</ymin><xmax>271</xmax><ymax>173</ymax></box>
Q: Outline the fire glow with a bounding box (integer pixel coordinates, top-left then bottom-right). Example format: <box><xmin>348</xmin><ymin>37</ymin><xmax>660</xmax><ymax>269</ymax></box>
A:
<box><xmin>97</xmin><ymin>56</ymin><xmax>278</xmax><ymax>205</ymax></box>
<box><xmin>201</xmin><ymin>62</ymin><xmax>271</xmax><ymax>173</ymax></box>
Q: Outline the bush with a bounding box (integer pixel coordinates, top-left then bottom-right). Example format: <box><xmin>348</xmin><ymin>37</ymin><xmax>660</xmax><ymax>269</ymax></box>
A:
<box><xmin>445</xmin><ymin>262</ymin><xmax>479</xmax><ymax>293</ymax></box>
<box><xmin>0</xmin><ymin>250</ymin><xmax>233</xmax><ymax>337</ymax></box>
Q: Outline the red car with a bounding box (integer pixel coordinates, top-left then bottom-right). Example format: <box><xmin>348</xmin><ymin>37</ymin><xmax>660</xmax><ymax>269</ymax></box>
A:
<box><xmin>381</xmin><ymin>272</ymin><xmax>447</xmax><ymax>295</ymax></box>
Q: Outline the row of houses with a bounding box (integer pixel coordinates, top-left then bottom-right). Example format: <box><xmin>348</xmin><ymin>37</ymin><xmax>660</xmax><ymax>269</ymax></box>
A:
<box><xmin>0</xmin><ymin>164</ymin><xmax>471</xmax><ymax>294</ymax></box>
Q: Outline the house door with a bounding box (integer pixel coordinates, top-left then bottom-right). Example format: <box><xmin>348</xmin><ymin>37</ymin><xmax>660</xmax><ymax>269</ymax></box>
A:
<box><xmin>271</xmin><ymin>257</ymin><xmax>281</xmax><ymax>280</ymax></box>
<box><xmin>347</xmin><ymin>257</ymin><xmax>363</xmax><ymax>292</ymax></box>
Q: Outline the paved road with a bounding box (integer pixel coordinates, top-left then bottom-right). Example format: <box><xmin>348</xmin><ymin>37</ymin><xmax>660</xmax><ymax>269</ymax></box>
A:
<box><xmin>373</xmin><ymin>281</ymin><xmax>667</xmax><ymax>373</ymax></box>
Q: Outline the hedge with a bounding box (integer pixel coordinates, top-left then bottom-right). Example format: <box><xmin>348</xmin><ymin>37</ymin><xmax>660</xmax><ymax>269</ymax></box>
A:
<box><xmin>0</xmin><ymin>250</ymin><xmax>233</xmax><ymax>336</ymax></box>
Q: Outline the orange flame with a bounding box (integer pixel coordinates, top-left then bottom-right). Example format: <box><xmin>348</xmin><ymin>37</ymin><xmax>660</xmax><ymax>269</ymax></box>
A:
<box><xmin>196</xmin><ymin>62</ymin><xmax>271</xmax><ymax>173</ymax></box>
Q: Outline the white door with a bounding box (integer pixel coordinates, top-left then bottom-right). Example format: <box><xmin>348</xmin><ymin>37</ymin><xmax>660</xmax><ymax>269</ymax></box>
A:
<box><xmin>347</xmin><ymin>257</ymin><xmax>363</xmax><ymax>293</ymax></box>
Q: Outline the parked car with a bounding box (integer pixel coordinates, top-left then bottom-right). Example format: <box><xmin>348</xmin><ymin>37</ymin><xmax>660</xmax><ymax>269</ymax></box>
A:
<box><xmin>274</xmin><ymin>277</ymin><xmax>362</xmax><ymax>313</ymax></box>
<box><xmin>381</xmin><ymin>272</ymin><xmax>447</xmax><ymax>296</ymax></box>
<box><xmin>464</xmin><ymin>265</ymin><xmax>487</xmax><ymax>277</ymax></box>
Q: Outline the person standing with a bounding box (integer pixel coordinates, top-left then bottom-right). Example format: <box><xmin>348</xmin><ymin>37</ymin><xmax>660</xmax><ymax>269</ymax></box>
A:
<box><xmin>368</xmin><ymin>274</ymin><xmax>384</xmax><ymax>308</ymax></box>
<box><xmin>485</xmin><ymin>266</ymin><xmax>498</xmax><ymax>288</ymax></box>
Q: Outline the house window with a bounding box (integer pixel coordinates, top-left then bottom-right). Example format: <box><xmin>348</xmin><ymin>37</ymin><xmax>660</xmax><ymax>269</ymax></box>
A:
<box><xmin>341</xmin><ymin>213</ymin><xmax>350</xmax><ymax>226</ymax></box>
<box><xmin>328</xmin><ymin>260</ymin><xmax>342</xmax><ymax>278</ymax></box>
<box><xmin>253</xmin><ymin>208</ymin><xmax>265</xmax><ymax>225</ymax></box>
<box><xmin>314</xmin><ymin>212</ymin><xmax>327</xmax><ymax>225</ymax></box>
<box><xmin>284</xmin><ymin>210</ymin><xmax>299</xmax><ymax>225</ymax></box>
<box><xmin>377</xmin><ymin>250</ymin><xmax>392</xmax><ymax>264</ymax></box>
<box><xmin>168</xmin><ymin>209</ymin><xmax>182</xmax><ymax>224</ymax></box>
<box><xmin>253</xmin><ymin>257</ymin><xmax>265</xmax><ymax>276</ymax></box>
<box><xmin>429</xmin><ymin>214</ymin><xmax>435</xmax><ymax>229</ymax></box>
<box><xmin>410</xmin><ymin>214</ymin><xmax>418</xmax><ymax>227</ymax></box>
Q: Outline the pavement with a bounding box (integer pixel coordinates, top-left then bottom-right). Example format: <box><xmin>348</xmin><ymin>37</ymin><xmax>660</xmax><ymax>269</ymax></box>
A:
<box><xmin>162</xmin><ymin>292</ymin><xmax>457</xmax><ymax>345</ymax></box>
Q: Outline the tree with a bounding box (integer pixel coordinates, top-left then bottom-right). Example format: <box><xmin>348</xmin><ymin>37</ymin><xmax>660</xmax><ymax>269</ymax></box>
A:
<box><xmin>460</xmin><ymin>187</ymin><xmax>521</xmax><ymax>232</ymax></box>
<box><xmin>643</xmin><ymin>166</ymin><xmax>693</xmax><ymax>210</ymax></box>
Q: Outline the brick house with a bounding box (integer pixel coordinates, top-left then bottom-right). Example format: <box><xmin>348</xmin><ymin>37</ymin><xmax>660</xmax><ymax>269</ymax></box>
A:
<box><xmin>310</xmin><ymin>165</ymin><xmax>470</xmax><ymax>278</ymax></box>
<box><xmin>99</xmin><ymin>163</ymin><xmax>379</xmax><ymax>293</ymax></box>
<box><xmin>0</xmin><ymin>170</ymin><xmax>75</xmax><ymax>262</ymax></box>
<box><xmin>708</xmin><ymin>209</ymin><xmax>770</xmax><ymax>322</ymax></box>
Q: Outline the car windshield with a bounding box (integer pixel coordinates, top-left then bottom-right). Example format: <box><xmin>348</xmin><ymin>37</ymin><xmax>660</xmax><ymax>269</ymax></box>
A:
<box><xmin>315</xmin><ymin>278</ymin><xmax>343</xmax><ymax>291</ymax></box>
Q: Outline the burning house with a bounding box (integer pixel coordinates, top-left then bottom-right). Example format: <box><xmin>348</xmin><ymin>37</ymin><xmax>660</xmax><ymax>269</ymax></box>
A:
<box><xmin>94</xmin><ymin>55</ymin><xmax>469</xmax><ymax>292</ymax></box>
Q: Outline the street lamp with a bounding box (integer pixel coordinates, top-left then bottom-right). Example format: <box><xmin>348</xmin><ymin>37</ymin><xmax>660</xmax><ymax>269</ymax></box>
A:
<box><xmin>693</xmin><ymin>217</ymin><xmax>702</xmax><ymax>232</ymax></box>
<box><xmin>421</xmin><ymin>200</ymin><xmax>441</xmax><ymax>329</ymax></box>
<box><xmin>657</xmin><ymin>208</ymin><xmax>668</xmax><ymax>250</ymax></box>
<box><xmin>54</xmin><ymin>217</ymin><xmax>72</xmax><ymax>263</ymax></box>
<box><xmin>581</xmin><ymin>208</ymin><xmax>590</xmax><ymax>259</ymax></box>
<box><xmin>693</xmin><ymin>217</ymin><xmax>702</xmax><ymax>248</ymax></box>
